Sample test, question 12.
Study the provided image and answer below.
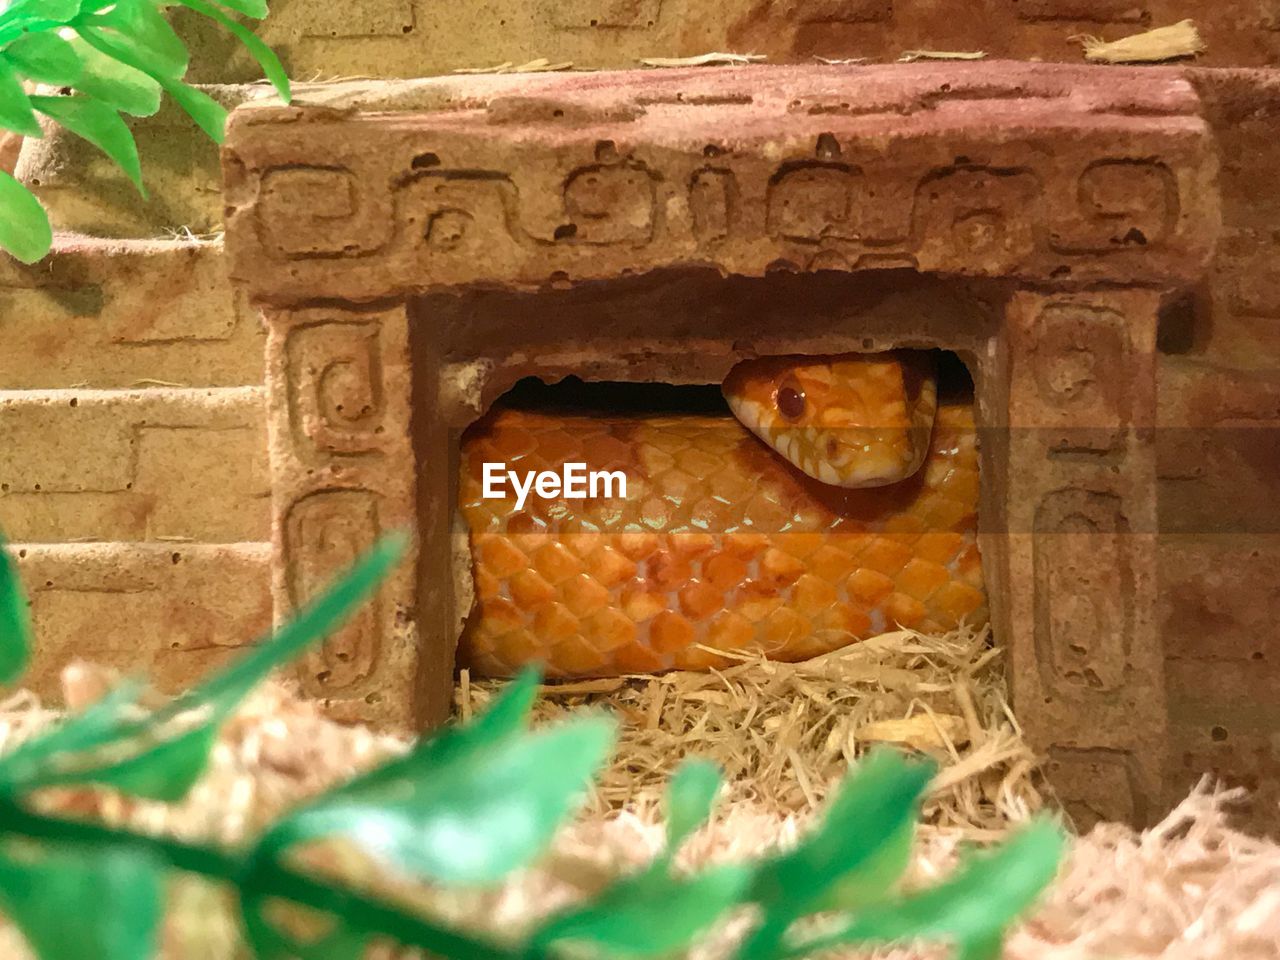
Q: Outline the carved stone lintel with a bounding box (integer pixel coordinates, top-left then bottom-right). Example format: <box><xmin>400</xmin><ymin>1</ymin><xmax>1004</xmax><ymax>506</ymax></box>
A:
<box><xmin>223</xmin><ymin>63</ymin><xmax>1219</xmax><ymax>306</ymax></box>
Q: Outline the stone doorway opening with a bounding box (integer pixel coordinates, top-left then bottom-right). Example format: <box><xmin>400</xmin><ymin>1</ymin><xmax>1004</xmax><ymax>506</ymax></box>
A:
<box><xmin>417</xmin><ymin>271</ymin><xmax>987</xmax><ymax>685</ymax></box>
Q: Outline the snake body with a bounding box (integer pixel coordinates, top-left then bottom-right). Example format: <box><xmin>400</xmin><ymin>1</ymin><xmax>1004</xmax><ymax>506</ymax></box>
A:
<box><xmin>458</xmin><ymin>353</ymin><xmax>985</xmax><ymax>678</ymax></box>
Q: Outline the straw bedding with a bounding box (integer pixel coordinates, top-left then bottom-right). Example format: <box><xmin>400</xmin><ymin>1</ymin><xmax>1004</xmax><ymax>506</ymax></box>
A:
<box><xmin>0</xmin><ymin>637</ymin><xmax>1274</xmax><ymax>959</ymax></box>
<box><xmin>457</xmin><ymin>625</ymin><xmax>1042</xmax><ymax>836</ymax></box>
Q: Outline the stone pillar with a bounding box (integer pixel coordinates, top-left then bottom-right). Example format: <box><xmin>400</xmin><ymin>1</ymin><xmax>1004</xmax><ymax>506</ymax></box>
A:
<box><xmin>263</xmin><ymin>304</ymin><xmax>421</xmax><ymax>726</ymax></box>
<box><xmin>999</xmin><ymin>289</ymin><xmax>1164</xmax><ymax>827</ymax></box>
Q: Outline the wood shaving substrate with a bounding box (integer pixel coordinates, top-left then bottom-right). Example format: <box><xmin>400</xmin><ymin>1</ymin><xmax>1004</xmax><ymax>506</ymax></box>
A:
<box><xmin>0</xmin><ymin>646</ymin><xmax>1272</xmax><ymax>958</ymax></box>
<box><xmin>460</xmin><ymin>626</ymin><xmax>1042</xmax><ymax>836</ymax></box>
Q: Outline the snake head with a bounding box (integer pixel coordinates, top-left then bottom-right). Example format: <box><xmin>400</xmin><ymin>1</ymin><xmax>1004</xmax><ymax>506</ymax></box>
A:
<box><xmin>722</xmin><ymin>351</ymin><xmax>939</xmax><ymax>488</ymax></box>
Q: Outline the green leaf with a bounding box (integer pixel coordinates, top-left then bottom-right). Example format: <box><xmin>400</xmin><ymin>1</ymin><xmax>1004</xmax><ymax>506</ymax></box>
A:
<box><xmin>534</xmin><ymin>864</ymin><xmax>750</xmax><ymax>958</ymax></box>
<box><xmin>240</xmin><ymin>893</ymin><xmax>368</xmax><ymax>960</ymax></box>
<box><xmin>260</xmin><ymin>678</ymin><xmax>612</xmax><ymax>886</ymax></box>
<box><xmin>78</xmin><ymin>0</ymin><xmax>189</xmax><ymax>80</ymax></box>
<box><xmin>787</xmin><ymin>818</ymin><xmax>1065</xmax><ymax>957</ymax></box>
<box><xmin>0</xmin><ymin>534</ymin><xmax>406</xmax><ymax>801</ymax></box>
<box><xmin>0</xmin><ymin>679</ymin><xmax>146</xmax><ymax>790</ymax></box>
<box><xmin>0</xmin><ymin>0</ymin><xmax>82</xmax><ymax>25</ymax></box>
<box><xmin>467</xmin><ymin>665</ymin><xmax>541</xmax><ymax>742</ymax></box>
<box><xmin>0</xmin><ymin>841</ymin><xmax>164</xmax><ymax>960</ymax></box>
<box><xmin>58</xmin><ymin>716</ymin><xmax>221</xmax><ymax>802</ymax></box>
<box><xmin>664</xmin><ymin>759</ymin><xmax>721</xmax><ymax>855</ymax></box>
<box><xmin>66</xmin><ymin>35</ymin><xmax>162</xmax><ymax>117</ymax></box>
<box><xmin>818</xmin><ymin>813</ymin><xmax>917</xmax><ymax>911</ymax></box>
<box><xmin>959</xmin><ymin>932</ymin><xmax>1006</xmax><ymax>960</ymax></box>
<box><xmin>0</xmin><ymin>532</ymin><xmax>31</xmax><ymax>684</ymax></box>
<box><xmin>155</xmin><ymin>76</ymin><xmax>227</xmax><ymax>142</ymax></box>
<box><xmin>4</xmin><ymin>32</ymin><xmax>81</xmax><ymax>86</ymax></box>
<box><xmin>0</xmin><ymin>169</ymin><xmax>51</xmax><ymax>264</ymax></box>
<box><xmin>177</xmin><ymin>0</ymin><xmax>290</xmax><ymax>101</ymax></box>
<box><xmin>0</xmin><ymin>58</ymin><xmax>40</xmax><ymax>137</ymax></box>
<box><xmin>29</xmin><ymin>95</ymin><xmax>144</xmax><ymax>195</ymax></box>
<box><xmin>751</xmin><ymin>749</ymin><xmax>933</xmax><ymax>913</ymax></box>
<box><xmin>212</xmin><ymin>0</ymin><xmax>270</xmax><ymax>18</ymax></box>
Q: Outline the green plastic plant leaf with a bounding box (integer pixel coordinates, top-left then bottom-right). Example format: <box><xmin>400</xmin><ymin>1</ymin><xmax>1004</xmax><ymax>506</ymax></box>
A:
<box><xmin>29</xmin><ymin>95</ymin><xmax>144</xmax><ymax>194</ymax></box>
<box><xmin>533</xmin><ymin>864</ymin><xmax>750</xmax><ymax>959</ymax></box>
<box><xmin>785</xmin><ymin>818</ymin><xmax>1065</xmax><ymax>958</ymax></box>
<box><xmin>155</xmin><ymin>76</ymin><xmax>228</xmax><ymax>141</ymax></box>
<box><xmin>0</xmin><ymin>0</ymin><xmax>82</xmax><ymax>25</ymax></box>
<box><xmin>751</xmin><ymin>749</ymin><xmax>934</xmax><ymax>913</ymax></box>
<box><xmin>664</xmin><ymin>759</ymin><xmax>722</xmax><ymax>854</ymax></box>
<box><xmin>0</xmin><ymin>171</ymin><xmax>51</xmax><ymax>263</ymax></box>
<box><xmin>81</xmin><ymin>0</ymin><xmax>190</xmax><ymax>79</ymax></box>
<box><xmin>75</xmin><ymin>27</ymin><xmax>220</xmax><ymax>142</ymax></box>
<box><xmin>264</xmin><ymin>719</ymin><xmax>616</xmax><ymax>886</ymax></box>
<box><xmin>818</xmin><ymin>814</ymin><xmax>917</xmax><ymax>912</ymax></box>
<box><xmin>958</xmin><ymin>933</ymin><xmax>1006</xmax><ymax>960</ymax></box>
<box><xmin>4</xmin><ymin>33</ymin><xmax>81</xmax><ymax>85</ymax></box>
<box><xmin>66</xmin><ymin>35</ymin><xmax>162</xmax><ymax>117</ymax></box>
<box><xmin>0</xmin><ymin>679</ymin><xmax>146</xmax><ymax>790</ymax></box>
<box><xmin>260</xmin><ymin>674</ymin><xmax>613</xmax><ymax>886</ymax></box>
<box><xmin>241</xmin><ymin>893</ymin><xmax>368</xmax><ymax>960</ymax></box>
<box><xmin>466</xmin><ymin>665</ymin><xmax>541</xmax><ymax>742</ymax></box>
<box><xmin>0</xmin><ymin>58</ymin><xmax>40</xmax><ymax>137</ymax></box>
<box><xmin>177</xmin><ymin>0</ymin><xmax>290</xmax><ymax>101</ymax></box>
<box><xmin>0</xmin><ymin>532</ymin><xmax>31</xmax><ymax>684</ymax></box>
<box><xmin>0</xmin><ymin>841</ymin><xmax>164</xmax><ymax>960</ymax></box>
<box><xmin>0</xmin><ymin>534</ymin><xmax>406</xmax><ymax>801</ymax></box>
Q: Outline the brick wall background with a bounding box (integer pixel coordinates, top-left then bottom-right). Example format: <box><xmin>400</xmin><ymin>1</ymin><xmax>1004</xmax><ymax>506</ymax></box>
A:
<box><xmin>0</xmin><ymin>241</ymin><xmax>272</xmax><ymax>697</ymax></box>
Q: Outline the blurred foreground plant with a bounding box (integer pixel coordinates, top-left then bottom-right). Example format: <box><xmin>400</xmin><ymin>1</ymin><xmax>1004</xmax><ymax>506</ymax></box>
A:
<box><xmin>0</xmin><ymin>530</ymin><xmax>1064</xmax><ymax>960</ymax></box>
<box><xmin>0</xmin><ymin>0</ymin><xmax>290</xmax><ymax>263</ymax></box>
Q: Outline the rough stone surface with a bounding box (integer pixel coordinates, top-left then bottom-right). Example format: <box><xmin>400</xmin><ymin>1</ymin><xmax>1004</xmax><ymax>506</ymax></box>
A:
<box><xmin>0</xmin><ymin>236</ymin><xmax>271</xmax><ymax>706</ymax></box>
<box><xmin>175</xmin><ymin>1</ymin><xmax>1280</xmax><ymax>84</ymax></box>
<box><xmin>0</xmin><ymin>387</ymin><xmax>269</xmax><ymax>542</ymax></box>
<box><xmin>223</xmin><ymin>62</ymin><xmax>1218</xmax><ymax>304</ymax></box>
<box><xmin>0</xmin><ymin>238</ymin><xmax>263</xmax><ymax>388</ymax></box>
<box><xmin>219</xmin><ymin>62</ymin><xmax>1221</xmax><ymax>822</ymax></box>
<box><xmin>12</xmin><ymin>543</ymin><xmax>272</xmax><ymax>701</ymax></box>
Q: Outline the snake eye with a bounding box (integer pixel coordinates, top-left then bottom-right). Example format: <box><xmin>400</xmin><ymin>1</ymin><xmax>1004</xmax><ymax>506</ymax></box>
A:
<box><xmin>776</xmin><ymin>381</ymin><xmax>806</xmax><ymax>421</ymax></box>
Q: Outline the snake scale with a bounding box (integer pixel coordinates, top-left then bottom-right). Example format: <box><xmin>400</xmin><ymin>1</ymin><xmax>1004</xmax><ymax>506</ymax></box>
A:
<box><xmin>458</xmin><ymin>352</ymin><xmax>986</xmax><ymax>678</ymax></box>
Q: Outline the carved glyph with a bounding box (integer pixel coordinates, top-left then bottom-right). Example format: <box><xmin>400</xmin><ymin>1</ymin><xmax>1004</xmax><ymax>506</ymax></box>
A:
<box><xmin>560</xmin><ymin>159</ymin><xmax>658</xmax><ymax>244</ymax></box>
<box><xmin>1033</xmin><ymin>489</ymin><xmax>1134</xmax><ymax>693</ymax></box>
<box><xmin>913</xmin><ymin>166</ymin><xmax>1040</xmax><ymax>274</ymax></box>
<box><xmin>285</xmin><ymin>320</ymin><xmax>387</xmax><ymax>459</ymax></box>
<box><xmin>1052</xmin><ymin>159</ymin><xmax>1177</xmax><ymax>253</ymax></box>
<box><xmin>283</xmin><ymin>489</ymin><xmax>382</xmax><ymax>691</ymax></box>
<box><xmin>1025</xmin><ymin>302</ymin><xmax>1131</xmax><ymax>453</ymax></box>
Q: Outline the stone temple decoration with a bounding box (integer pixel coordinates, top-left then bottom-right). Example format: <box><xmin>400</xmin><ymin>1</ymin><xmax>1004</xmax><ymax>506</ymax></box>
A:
<box><xmin>223</xmin><ymin>61</ymin><xmax>1220</xmax><ymax>826</ymax></box>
